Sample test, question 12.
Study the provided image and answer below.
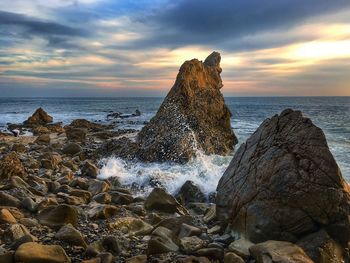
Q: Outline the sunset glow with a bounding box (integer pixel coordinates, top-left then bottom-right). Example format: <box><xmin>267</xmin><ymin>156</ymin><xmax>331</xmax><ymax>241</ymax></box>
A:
<box><xmin>0</xmin><ymin>0</ymin><xmax>350</xmax><ymax>96</ymax></box>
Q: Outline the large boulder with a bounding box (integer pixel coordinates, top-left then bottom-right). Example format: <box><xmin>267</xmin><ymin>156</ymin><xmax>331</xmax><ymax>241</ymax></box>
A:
<box><xmin>137</xmin><ymin>52</ymin><xmax>237</xmax><ymax>163</ymax></box>
<box><xmin>24</xmin><ymin>107</ymin><xmax>53</xmax><ymax>126</ymax></box>
<box><xmin>216</xmin><ymin>109</ymin><xmax>350</xmax><ymax>248</ymax></box>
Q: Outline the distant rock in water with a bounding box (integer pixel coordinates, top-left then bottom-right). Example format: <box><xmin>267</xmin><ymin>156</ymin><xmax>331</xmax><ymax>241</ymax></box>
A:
<box><xmin>216</xmin><ymin>109</ymin><xmax>350</xmax><ymax>261</ymax></box>
<box><xmin>24</xmin><ymin>107</ymin><xmax>53</xmax><ymax>126</ymax></box>
<box><xmin>137</xmin><ymin>52</ymin><xmax>237</xmax><ymax>163</ymax></box>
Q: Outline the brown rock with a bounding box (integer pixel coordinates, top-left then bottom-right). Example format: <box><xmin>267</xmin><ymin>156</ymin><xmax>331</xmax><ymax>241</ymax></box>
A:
<box><xmin>32</xmin><ymin>125</ymin><xmax>50</xmax><ymax>135</ymax></box>
<box><xmin>87</xmin><ymin>203</ymin><xmax>118</xmax><ymax>220</ymax></box>
<box><xmin>249</xmin><ymin>240</ymin><xmax>313</xmax><ymax>263</ymax></box>
<box><xmin>34</xmin><ymin>134</ymin><xmax>50</xmax><ymax>145</ymax></box>
<box><xmin>224</xmin><ymin>252</ymin><xmax>244</xmax><ymax>263</ymax></box>
<box><xmin>15</xmin><ymin>242</ymin><xmax>70</xmax><ymax>263</ymax></box>
<box><xmin>38</xmin><ymin>204</ymin><xmax>79</xmax><ymax>229</ymax></box>
<box><xmin>137</xmin><ymin>52</ymin><xmax>237</xmax><ymax>163</ymax></box>
<box><xmin>24</xmin><ymin>107</ymin><xmax>53</xmax><ymax>126</ymax></box>
<box><xmin>0</xmin><ymin>208</ymin><xmax>17</xmax><ymax>224</ymax></box>
<box><xmin>144</xmin><ymin>187</ymin><xmax>188</xmax><ymax>215</ymax></box>
<box><xmin>0</xmin><ymin>152</ymin><xmax>26</xmax><ymax>182</ymax></box>
<box><xmin>0</xmin><ymin>192</ymin><xmax>21</xmax><ymax>207</ymax></box>
<box><xmin>55</xmin><ymin>224</ymin><xmax>87</xmax><ymax>248</ymax></box>
<box><xmin>297</xmin><ymin>229</ymin><xmax>345</xmax><ymax>263</ymax></box>
<box><xmin>65</xmin><ymin>127</ymin><xmax>86</xmax><ymax>142</ymax></box>
<box><xmin>216</xmin><ymin>109</ymin><xmax>350</xmax><ymax>246</ymax></box>
<box><xmin>81</xmin><ymin>161</ymin><xmax>99</xmax><ymax>178</ymax></box>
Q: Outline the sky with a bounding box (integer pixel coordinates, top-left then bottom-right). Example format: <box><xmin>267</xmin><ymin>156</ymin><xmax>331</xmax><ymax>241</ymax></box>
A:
<box><xmin>0</xmin><ymin>0</ymin><xmax>350</xmax><ymax>97</ymax></box>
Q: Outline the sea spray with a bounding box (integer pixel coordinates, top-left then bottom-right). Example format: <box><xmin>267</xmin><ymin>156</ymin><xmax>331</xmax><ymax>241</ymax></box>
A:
<box><xmin>98</xmin><ymin>150</ymin><xmax>233</xmax><ymax>196</ymax></box>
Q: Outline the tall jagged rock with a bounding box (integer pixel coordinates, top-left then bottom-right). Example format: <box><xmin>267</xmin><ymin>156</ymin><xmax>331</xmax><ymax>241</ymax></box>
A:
<box><xmin>24</xmin><ymin>107</ymin><xmax>53</xmax><ymax>126</ymax></box>
<box><xmin>137</xmin><ymin>52</ymin><xmax>237</xmax><ymax>163</ymax></box>
<box><xmin>216</xmin><ymin>109</ymin><xmax>350</xmax><ymax>259</ymax></box>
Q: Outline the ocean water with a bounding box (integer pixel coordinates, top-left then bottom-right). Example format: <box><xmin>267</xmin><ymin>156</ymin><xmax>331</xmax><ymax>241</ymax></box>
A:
<box><xmin>1</xmin><ymin>97</ymin><xmax>349</xmax><ymax>195</ymax></box>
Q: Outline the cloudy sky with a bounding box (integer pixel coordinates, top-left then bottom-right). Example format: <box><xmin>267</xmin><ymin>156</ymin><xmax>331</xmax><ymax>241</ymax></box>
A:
<box><xmin>0</xmin><ymin>0</ymin><xmax>350</xmax><ymax>97</ymax></box>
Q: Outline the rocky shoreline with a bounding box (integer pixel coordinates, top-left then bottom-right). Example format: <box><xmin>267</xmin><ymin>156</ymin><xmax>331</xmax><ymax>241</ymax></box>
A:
<box><xmin>1</xmin><ymin>53</ymin><xmax>349</xmax><ymax>263</ymax></box>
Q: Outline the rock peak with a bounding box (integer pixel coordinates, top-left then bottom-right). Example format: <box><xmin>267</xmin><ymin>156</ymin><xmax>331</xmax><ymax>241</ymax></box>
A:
<box><xmin>204</xmin><ymin>51</ymin><xmax>221</xmax><ymax>68</ymax></box>
<box><xmin>137</xmin><ymin>52</ymin><xmax>237</xmax><ymax>163</ymax></box>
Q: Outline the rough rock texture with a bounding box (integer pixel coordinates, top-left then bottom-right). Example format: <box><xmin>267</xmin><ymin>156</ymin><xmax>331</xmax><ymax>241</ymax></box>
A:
<box><xmin>24</xmin><ymin>107</ymin><xmax>53</xmax><ymax>126</ymax></box>
<box><xmin>15</xmin><ymin>242</ymin><xmax>71</xmax><ymax>263</ymax></box>
<box><xmin>137</xmin><ymin>52</ymin><xmax>237</xmax><ymax>163</ymax></box>
<box><xmin>249</xmin><ymin>241</ymin><xmax>313</xmax><ymax>263</ymax></box>
<box><xmin>0</xmin><ymin>151</ymin><xmax>26</xmax><ymax>182</ymax></box>
<box><xmin>216</xmin><ymin>109</ymin><xmax>350</xmax><ymax>247</ymax></box>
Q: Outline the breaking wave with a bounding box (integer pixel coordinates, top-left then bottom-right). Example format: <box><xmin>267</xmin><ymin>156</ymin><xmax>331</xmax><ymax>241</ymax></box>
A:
<box><xmin>98</xmin><ymin>151</ymin><xmax>233</xmax><ymax>196</ymax></box>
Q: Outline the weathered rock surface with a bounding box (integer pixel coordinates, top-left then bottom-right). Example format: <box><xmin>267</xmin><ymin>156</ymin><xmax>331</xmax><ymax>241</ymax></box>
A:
<box><xmin>216</xmin><ymin>109</ymin><xmax>350</xmax><ymax>248</ymax></box>
<box><xmin>24</xmin><ymin>107</ymin><xmax>53</xmax><ymax>126</ymax></box>
<box><xmin>15</xmin><ymin>242</ymin><xmax>71</xmax><ymax>263</ymax></box>
<box><xmin>38</xmin><ymin>204</ymin><xmax>79</xmax><ymax>229</ymax></box>
<box><xmin>144</xmin><ymin>187</ymin><xmax>188</xmax><ymax>215</ymax></box>
<box><xmin>137</xmin><ymin>52</ymin><xmax>237</xmax><ymax>163</ymax></box>
<box><xmin>0</xmin><ymin>152</ymin><xmax>26</xmax><ymax>182</ymax></box>
<box><xmin>249</xmin><ymin>240</ymin><xmax>313</xmax><ymax>263</ymax></box>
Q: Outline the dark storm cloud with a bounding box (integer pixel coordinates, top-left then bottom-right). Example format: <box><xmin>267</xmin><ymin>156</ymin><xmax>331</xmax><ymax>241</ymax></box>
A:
<box><xmin>134</xmin><ymin>0</ymin><xmax>350</xmax><ymax>49</ymax></box>
<box><xmin>0</xmin><ymin>10</ymin><xmax>87</xmax><ymax>48</ymax></box>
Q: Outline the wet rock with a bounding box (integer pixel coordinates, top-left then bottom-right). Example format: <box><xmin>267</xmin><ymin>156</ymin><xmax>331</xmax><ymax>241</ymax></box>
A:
<box><xmin>111</xmin><ymin>217</ymin><xmax>153</xmax><ymax>236</ymax></box>
<box><xmin>125</xmin><ymin>255</ymin><xmax>147</xmax><ymax>263</ymax></box>
<box><xmin>0</xmin><ymin>152</ymin><xmax>26</xmax><ymax>182</ymax></box>
<box><xmin>21</xmin><ymin>197</ymin><xmax>38</xmax><ymax>213</ymax></box>
<box><xmin>137</xmin><ymin>52</ymin><xmax>237</xmax><ymax>163</ymax></box>
<box><xmin>24</xmin><ymin>107</ymin><xmax>53</xmax><ymax>126</ymax></box>
<box><xmin>67</xmin><ymin>119</ymin><xmax>107</xmax><ymax>132</ymax></box>
<box><xmin>175</xmin><ymin>255</ymin><xmax>211</xmax><ymax>263</ymax></box>
<box><xmin>216</xmin><ymin>109</ymin><xmax>350</xmax><ymax>245</ymax></box>
<box><xmin>147</xmin><ymin>226</ymin><xmax>179</xmax><ymax>255</ymax></box>
<box><xmin>38</xmin><ymin>204</ymin><xmax>79</xmax><ymax>229</ymax></box>
<box><xmin>55</xmin><ymin>223</ymin><xmax>87</xmax><ymax>248</ymax></box>
<box><xmin>3</xmin><ymin>224</ymin><xmax>35</xmax><ymax>244</ymax></box>
<box><xmin>178</xmin><ymin>223</ymin><xmax>202</xmax><ymax>238</ymax></box>
<box><xmin>249</xmin><ymin>240</ymin><xmax>313</xmax><ymax>263</ymax></box>
<box><xmin>0</xmin><ymin>208</ymin><xmax>17</xmax><ymax>224</ymax></box>
<box><xmin>228</xmin><ymin>238</ymin><xmax>254</xmax><ymax>259</ymax></box>
<box><xmin>297</xmin><ymin>229</ymin><xmax>345</xmax><ymax>263</ymax></box>
<box><xmin>15</xmin><ymin>242</ymin><xmax>71</xmax><ymax>263</ymax></box>
<box><xmin>144</xmin><ymin>188</ymin><xmax>188</xmax><ymax>215</ymax></box>
<box><xmin>34</xmin><ymin>134</ymin><xmax>50</xmax><ymax>145</ymax></box>
<box><xmin>180</xmin><ymin>236</ymin><xmax>207</xmax><ymax>254</ymax></box>
<box><xmin>81</xmin><ymin>160</ymin><xmax>99</xmax><ymax>178</ymax></box>
<box><xmin>93</xmin><ymin>192</ymin><xmax>112</xmax><ymax>204</ymax></box>
<box><xmin>176</xmin><ymin>180</ymin><xmax>206</xmax><ymax>205</ymax></box>
<box><xmin>10</xmin><ymin>234</ymin><xmax>37</xmax><ymax>250</ymax></box>
<box><xmin>110</xmin><ymin>191</ymin><xmax>133</xmax><ymax>205</ymax></box>
<box><xmin>224</xmin><ymin>252</ymin><xmax>245</xmax><ymax>263</ymax></box>
<box><xmin>101</xmin><ymin>236</ymin><xmax>120</xmax><ymax>255</ymax></box>
<box><xmin>194</xmin><ymin>248</ymin><xmax>224</xmax><ymax>260</ymax></box>
<box><xmin>32</xmin><ymin>125</ymin><xmax>50</xmax><ymax>135</ymax></box>
<box><xmin>0</xmin><ymin>192</ymin><xmax>21</xmax><ymax>207</ymax></box>
<box><xmin>65</xmin><ymin>127</ymin><xmax>86</xmax><ymax>142</ymax></box>
<box><xmin>62</xmin><ymin>142</ymin><xmax>82</xmax><ymax>155</ymax></box>
<box><xmin>88</xmin><ymin>179</ymin><xmax>110</xmax><ymax>196</ymax></box>
<box><xmin>11</xmin><ymin>143</ymin><xmax>26</xmax><ymax>153</ymax></box>
<box><xmin>87</xmin><ymin>203</ymin><xmax>118</xmax><ymax>220</ymax></box>
<box><xmin>202</xmin><ymin>205</ymin><xmax>216</xmax><ymax>223</ymax></box>
<box><xmin>0</xmin><ymin>247</ymin><xmax>14</xmax><ymax>263</ymax></box>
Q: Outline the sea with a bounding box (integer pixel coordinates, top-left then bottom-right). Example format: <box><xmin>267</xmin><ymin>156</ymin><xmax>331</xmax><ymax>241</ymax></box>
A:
<box><xmin>0</xmin><ymin>97</ymin><xmax>349</xmax><ymax>196</ymax></box>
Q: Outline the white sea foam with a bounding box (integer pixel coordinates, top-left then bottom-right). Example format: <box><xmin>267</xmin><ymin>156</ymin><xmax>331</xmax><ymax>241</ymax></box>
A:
<box><xmin>98</xmin><ymin>151</ymin><xmax>233</xmax><ymax>196</ymax></box>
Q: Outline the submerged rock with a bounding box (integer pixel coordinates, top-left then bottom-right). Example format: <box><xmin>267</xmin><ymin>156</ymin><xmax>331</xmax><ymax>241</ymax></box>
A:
<box><xmin>216</xmin><ymin>109</ymin><xmax>350</xmax><ymax>249</ymax></box>
<box><xmin>137</xmin><ymin>52</ymin><xmax>237</xmax><ymax>163</ymax></box>
<box><xmin>24</xmin><ymin>107</ymin><xmax>53</xmax><ymax>126</ymax></box>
